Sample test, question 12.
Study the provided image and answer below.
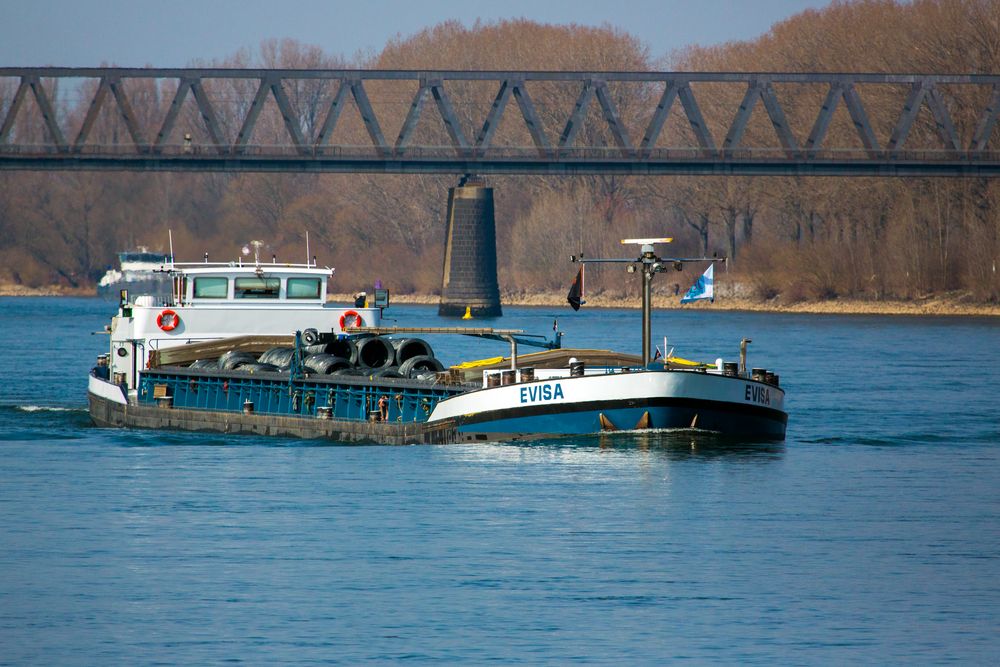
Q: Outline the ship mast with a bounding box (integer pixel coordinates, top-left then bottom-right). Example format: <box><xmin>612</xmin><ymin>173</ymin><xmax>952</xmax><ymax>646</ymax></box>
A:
<box><xmin>572</xmin><ymin>238</ymin><xmax>724</xmax><ymax>366</ymax></box>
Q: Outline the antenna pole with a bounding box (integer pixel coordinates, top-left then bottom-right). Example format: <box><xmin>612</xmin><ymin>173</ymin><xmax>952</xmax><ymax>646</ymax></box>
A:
<box><xmin>574</xmin><ymin>237</ymin><xmax>722</xmax><ymax>369</ymax></box>
<box><xmin>305</xmin><ymin>230</ymin><xmax>310</xmax><ymax>266</ymax></box>
<box><xmin>168</xmin><ymin>229</ymin><xmax>175</xmax><ymax>267</ymax></box>
<box><xmin>642</xmin><ymin>263</ymin><xmax>653</xmax><ymax>366</ymax></box>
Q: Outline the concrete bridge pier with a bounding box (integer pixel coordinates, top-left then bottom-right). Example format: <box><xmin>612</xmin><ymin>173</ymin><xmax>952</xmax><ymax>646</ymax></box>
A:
<box><xmin>438</xmin><ymin>176</ymin><xmax>502</xmax><ymax>317</ymax></box>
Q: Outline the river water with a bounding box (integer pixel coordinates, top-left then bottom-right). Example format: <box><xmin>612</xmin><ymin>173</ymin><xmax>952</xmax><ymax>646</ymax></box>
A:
<box><xmin>1</xmin><ymin>296</ymin><xmax>998</xmax><ymax>664</ymax></box>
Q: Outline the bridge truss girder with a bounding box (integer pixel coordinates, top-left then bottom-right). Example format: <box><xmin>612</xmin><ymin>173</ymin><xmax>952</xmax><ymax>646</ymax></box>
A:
<box><xmin>0</xmin><ymin>68</ymin><xmax>998</xmax><ymax>176</ymax></box>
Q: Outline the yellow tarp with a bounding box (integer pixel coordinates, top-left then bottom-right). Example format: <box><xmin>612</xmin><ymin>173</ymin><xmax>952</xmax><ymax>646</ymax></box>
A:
<box><xmin>666</xmin><ymin>356</ymin><xmax>714</xmax><ymax>368</ymax></box>
<box><xmin>452</xmin><ymin>356</ymin><xmax>506</xmax><ymax>369</ymax></box>
<box><xmin>455</xmin><ymin>351</ymin><xmax>713</xmax><ymax>371</ymax></box>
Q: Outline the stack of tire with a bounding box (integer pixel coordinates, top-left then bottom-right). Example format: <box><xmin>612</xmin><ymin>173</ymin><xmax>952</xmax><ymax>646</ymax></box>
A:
<box><xmin>203</xmin><ymin>335</ymin><xmax>444</xmax><ymax>380</ymax></box>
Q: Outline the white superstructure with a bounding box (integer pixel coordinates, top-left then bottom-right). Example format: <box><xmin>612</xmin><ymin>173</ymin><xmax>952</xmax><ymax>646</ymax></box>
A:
<box><xmin>106</xmin><ymin>252</ymin><xmax>381</xmax><ymax>391</ymax></box>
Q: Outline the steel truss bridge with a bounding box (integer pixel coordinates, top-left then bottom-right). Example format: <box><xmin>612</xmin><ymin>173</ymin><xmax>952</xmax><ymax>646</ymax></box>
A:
<box><xmin>1</xmin><ymin>68</ymin><xmax>999</xmax><ymax>176</ymax></box>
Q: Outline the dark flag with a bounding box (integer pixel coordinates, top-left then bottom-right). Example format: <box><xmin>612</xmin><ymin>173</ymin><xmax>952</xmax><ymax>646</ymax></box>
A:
<box><xmin>566</xmin><ymin>265</ymin><xmax>585</xmax><ymax>311</ymax></box>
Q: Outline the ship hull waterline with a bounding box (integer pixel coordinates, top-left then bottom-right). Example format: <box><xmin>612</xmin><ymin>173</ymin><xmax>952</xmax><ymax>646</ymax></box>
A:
<box><xmin>88</xmin><ymin>369</ymin><xmax>787</xmax><ymax>445</ymax></box>
<box><xmin>87</xmin><ymin>375</ymin><xmax>457</xmax><ymax>445</ymax></box>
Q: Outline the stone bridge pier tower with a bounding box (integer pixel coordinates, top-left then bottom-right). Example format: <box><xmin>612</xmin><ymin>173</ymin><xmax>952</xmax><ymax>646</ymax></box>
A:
<box><xmin>438</xmin><ymin>175</ymin><xmax>502</xmax><ymax>317</ymax></box>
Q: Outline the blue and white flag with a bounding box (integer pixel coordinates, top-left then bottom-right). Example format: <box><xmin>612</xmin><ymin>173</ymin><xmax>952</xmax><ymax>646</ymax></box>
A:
<box><xmin>680</xmin><ymin>264</ymin><xmax>714</xmax><ymax>304</ymax></box>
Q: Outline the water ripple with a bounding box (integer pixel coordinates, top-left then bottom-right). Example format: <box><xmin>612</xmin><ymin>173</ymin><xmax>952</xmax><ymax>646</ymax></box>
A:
<box><xmin>0</xmin><ymin>299</ymin><xmax>998</xmax><ymax>663</ymax></box>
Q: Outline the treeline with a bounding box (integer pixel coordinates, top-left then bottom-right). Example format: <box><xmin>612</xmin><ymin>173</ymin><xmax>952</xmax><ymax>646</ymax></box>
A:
<box><xmin>0</xmin><ymin>0</ymin><xmax>998</xmax><ymax>303</ymax></box>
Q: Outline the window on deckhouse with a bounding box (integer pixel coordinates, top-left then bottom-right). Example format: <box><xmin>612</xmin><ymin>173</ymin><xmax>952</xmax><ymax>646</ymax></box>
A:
<box><xmin>193</xmin><ymin>277</ymin><xmax>228</xmax><ymax>299</ymax></box>
<box><xmin>286</xmin><ymin>278</ymin><xmax>322</xmax><ymax>299</ymax></box>
<box><xmin>234</xmin><ymin>277</ymin><xmax>280</xmax><ymax>299</ymax></box>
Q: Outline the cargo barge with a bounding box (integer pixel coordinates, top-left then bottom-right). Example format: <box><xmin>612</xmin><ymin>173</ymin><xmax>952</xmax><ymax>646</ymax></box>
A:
<box><xmin>88</xmin><ymin>240</ymin><xmax>787</xmax><ymax>443</ymax></box>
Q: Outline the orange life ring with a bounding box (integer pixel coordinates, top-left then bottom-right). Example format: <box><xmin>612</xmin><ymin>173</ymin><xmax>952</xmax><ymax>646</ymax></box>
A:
<box><xmin>339</xmin><ymin>309</ymin><xmax>363</xmax><ymax>330</ymax></box>
<box><xmin>157</xmin><ymin>309</ymin><xmax>180</xmax><ymax>331</ymax></box>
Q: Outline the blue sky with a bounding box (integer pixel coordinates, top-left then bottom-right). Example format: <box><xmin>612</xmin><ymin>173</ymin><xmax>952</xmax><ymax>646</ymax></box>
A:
<box><xmin>1</xmin><ymin>0</ymin><xmax>832</xmax><ymax>67</ymax></box>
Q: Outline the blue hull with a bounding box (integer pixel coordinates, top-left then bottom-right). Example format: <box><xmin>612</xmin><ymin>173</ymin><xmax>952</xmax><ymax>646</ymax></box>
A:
<box><xmin>455</xmin><ymin>399</ymin><xmax>787</xmax><ymax>441</ymax></box>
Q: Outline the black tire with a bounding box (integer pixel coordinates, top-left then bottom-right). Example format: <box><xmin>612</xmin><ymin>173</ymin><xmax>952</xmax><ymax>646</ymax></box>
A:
<box><xmin>235</xmin><ymin>362</ymin><xmax>280</xmax><ymax>374</ymax></box>
<box><xmin>259</xmin><ymin>346</ymin><xmax>294</xmax><ymax>366</ymax></box>
<box><xmin>355</xmin><ymin>336</ymin><xmax>395</xmax><ymax>370</ymax></box>
<box><xmin>327</xmin><ymin>338</ymin><xmax>358</xmax><ymax>365</ymax></box>
<box><xmin>218</xmin><ymin>351</ymin><xmax>258</xmax><ymax>370</ymax></box>
<box><xmin>260</xmin><ymin>347</ymin><xmax>296</xmax><ymax>369</ymax></box>
<box><xmin>399</xmin><ymin>354</ymin><xmax>445</xmax><ymax>378</ymax></box>
<box><xmin>391</xmin><ymin>338</ymin><xmax>434</xmax><ymax>365</ymax></box>
<box><xmin>303</xmin><ymin>354</ymin><xmax>352</xmax><ymax>374</ymax></box>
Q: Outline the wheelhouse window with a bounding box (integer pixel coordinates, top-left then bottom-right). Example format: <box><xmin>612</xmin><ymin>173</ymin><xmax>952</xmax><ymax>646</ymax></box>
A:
<box><xmin>286</xmin><ymin>277</ymin><xmax>322</xmax><ymax>299</ymax></box>
<box><xmin>234</xmin><ymin>277</ymin><xmax>280</xmax><ymax>299</ymax></box>
<box><xmin>193</xmin><ymin>277</ymin><xmax>228</xmax><ymax>299</ymax></box>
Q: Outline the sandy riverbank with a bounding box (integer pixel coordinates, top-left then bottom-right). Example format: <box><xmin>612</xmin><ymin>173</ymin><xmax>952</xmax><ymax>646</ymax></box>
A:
<box><xmin>328</xmin><ymin>291</ymin><xmax>1000</xmax><ymax>317</ymax></box>
<box><xmin>0</xmin><ymin>284</ymin><xmax>95</xmax><ymax>297</ymax></box>
<box><xmin>3</xmin><ymin>284</ymin><xmax>996</xmax><ymax>317</ymax></box>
